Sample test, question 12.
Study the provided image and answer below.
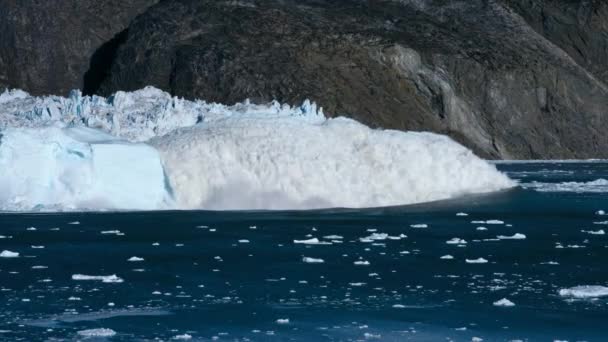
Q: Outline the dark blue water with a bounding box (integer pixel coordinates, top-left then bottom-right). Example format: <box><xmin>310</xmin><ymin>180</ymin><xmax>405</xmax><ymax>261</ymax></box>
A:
<box><xmin>1</xmin><ymin>162</ymin><xmax>607</xmax><ymax>341</ymax></box>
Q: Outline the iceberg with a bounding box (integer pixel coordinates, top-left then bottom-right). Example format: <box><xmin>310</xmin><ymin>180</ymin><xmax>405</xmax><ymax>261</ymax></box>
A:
<box><xmin>0</xmin><ymin>87</ymin><xmax>515</xmax><ymax>211</ymax></box>
<box><xmin>0</xmin><ymin>126</ymin><xmax>171</xmax><ymax>210</ymax></box>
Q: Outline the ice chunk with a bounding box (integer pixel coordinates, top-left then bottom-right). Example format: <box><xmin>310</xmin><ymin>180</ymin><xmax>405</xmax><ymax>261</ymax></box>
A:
<box><xmin>72</xmin><ymin>274</ymin><xmax>124</xmax><ymax>283</ymax></box>
<box><xmin>77</xmin><ymin>328</ymin><xmax>117</xmax><ymax>337</ymax></box>
<box><xmin>446</xmin><ymin>238</ymin><xmax>467</xmax><ymax>245</ymax></box>
<box><xmin>0</xmin><ymin>126</ymin><xmax>171</xmax><ymax>211</ymax></box>
<box><xmin>440</xmin><ymin>255</ymin><xmax>454</xmax><ymax>259</ymax></box>
<box><xmin>582</xmin><ymin>229</ymin><xmax>605</xmax><ymax>235</ymax></box>
<box><xmin>294</xmin><ymin>238</ymin><xmax>331</xmax><ymax>245</ymax></box>
<box><xmin>493</xmin><ymin>298</ymin><xmax>515</xmax><ymax>307</ymax></box>
<box><xmin>558</xmin><ymin>285</ymin><xmax>608</xmax><ymax>298</ymax></box>
<box><xmin>172</xmin><ymin>334</ymin><xmax>193</xmax><ymax>340</ymax></box>
<box><xmin>302</xmin><ymin>257</ymin><xmax>324</xmax><ymax>264</ymax></box>
<box><xmin>354</xmin><ymin>260</ymin><xmax>370</xmax><ymax>266</ymax></box>
<box><xmin>276</xmin><ymin>318</ymin><xmax>290</xmax><ymax>324</ymax></box>
<box><xmin>410</xmin><ymin>224</ymin><xmax>428</xmax><ymax>228</ymax></box>
<box><xmin>0</xmin><ymin>250</ymin><xmax>19</xmax><ymax>258</ymax></box>
<box><xmin>128</xmin><ymin>256</ymin><xmax>144</xmax><ymax>262</ymax></box>
<box><xmin>497</xmin><ymin>233</ymin><xmax>526</xmax><ymax>240</ymax></box>
<box><xmin>466</xmin><ymin>258</ymin><xmax>488</xmax><ymax>264</ymax></box>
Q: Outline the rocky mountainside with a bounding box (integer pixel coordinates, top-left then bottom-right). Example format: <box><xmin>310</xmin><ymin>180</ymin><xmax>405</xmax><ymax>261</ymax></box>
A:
<box><xmin>1</xmin><ymin>0</ymin><xmax>607</xmax><ymax>159</ymax></box>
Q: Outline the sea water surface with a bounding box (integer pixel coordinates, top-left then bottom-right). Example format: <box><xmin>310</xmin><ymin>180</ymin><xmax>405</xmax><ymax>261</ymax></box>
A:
<box><xmin>1</xmin><ymin>161</ymin><xmax>607</xmax><ymax>341</ymax></box>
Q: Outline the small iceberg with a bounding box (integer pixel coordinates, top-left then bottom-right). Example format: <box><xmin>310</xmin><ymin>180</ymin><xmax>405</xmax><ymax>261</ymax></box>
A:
<box><xmin>558</xmin><ymin>285</ymin><xmax>608</xmax><ymax>298</ymax></box>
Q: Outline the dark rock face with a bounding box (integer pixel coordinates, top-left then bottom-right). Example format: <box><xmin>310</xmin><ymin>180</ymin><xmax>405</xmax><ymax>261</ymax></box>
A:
<box><xmin>0</xmin><ymin>0</ymin><xmax>158</xmax><ymax>96</ymax></box>
<box><xmin>2</xmin><ymin>0</ymin><xmax>608</xmax><ymax>159</ymax></box>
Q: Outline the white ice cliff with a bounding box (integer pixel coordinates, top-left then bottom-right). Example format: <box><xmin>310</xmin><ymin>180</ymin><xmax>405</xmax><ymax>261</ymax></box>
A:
<box><xmin>0</xmin><ymin>86</ymin><xmax>515</xmax><ymax>211</ymax></box>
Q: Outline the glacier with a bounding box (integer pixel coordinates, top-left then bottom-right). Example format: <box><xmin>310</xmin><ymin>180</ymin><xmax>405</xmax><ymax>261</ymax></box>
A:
<box><xmin>0</xmin><ymin>87</ymin><xmax>515</xmax><ymax>211</ymax></box>
<box><xmin>0</xmin><ymin>126</ymin><xmax>171</xmax><ymax>211</ymax></box>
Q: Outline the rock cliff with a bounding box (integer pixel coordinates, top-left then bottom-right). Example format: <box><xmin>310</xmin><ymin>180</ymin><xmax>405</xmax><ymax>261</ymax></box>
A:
<box><xmin>2</xmin><ymin>0</ymin><xmax>607</xmax><ymax>159</ymax></box>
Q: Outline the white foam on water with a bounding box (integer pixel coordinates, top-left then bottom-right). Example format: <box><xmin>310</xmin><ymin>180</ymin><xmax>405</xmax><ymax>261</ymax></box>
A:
<box><xmin>522</xmin><ymin>179</ymin><xmax>608</xmax><ymax>193</ymax></box>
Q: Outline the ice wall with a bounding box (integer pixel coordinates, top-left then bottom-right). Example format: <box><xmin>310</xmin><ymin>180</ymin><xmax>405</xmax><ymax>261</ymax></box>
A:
<box><xmin>0</xmin><ymin>126</ymin><xmax>171</xmax><ymax>211</ymax></box>
<box><xmin>0</xmin><ymin>87</ymin><xmax>515</xmax><ymax>211</ymax></box>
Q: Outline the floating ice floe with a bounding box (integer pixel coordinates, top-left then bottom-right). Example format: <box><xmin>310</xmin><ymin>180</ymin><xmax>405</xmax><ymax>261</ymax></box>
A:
<box><xmin>440</xmin><ymin>255</ymin><xmax>454</xmax><ymax>259</ymax></box>
<box><xmin>558</xmin><ymin>285</ymin><xmax>608</xmax><ymax>298</ymax></box>
<box><xmin>493</xmin><ymin>298</ymin><xmax>515</xmax><ymax>307</ymax></box>
<box><xmin>466</xmin><ymin>258</ymin><xmax>488</xmax><ymax>264</ymax></box>
<box><xmin>497</xmin><ymin>233</ymin><xmax>526</xmax><ymax>240</ymax></box>
<box><xmin>354</xmin><ymin>260</ymin><xmax>371</xmax><ymax>266</ymax></box>
<box><xmin>0</xmin><ymin>250</ymin><xmax>19</xmax><ymax>258</ymax></box>
<box><xmin>72</xmin><ymin>274</ymin><xmax>124</xmax><ymax>283</ymax></box>
<box><xmin>77</xmin><ymin>328</ymin><xmax>117</xmax><ymax>337</ymax></box>
<box><xmin>410</xmin><ymin>224</ymin><xmax>428</xmax><ymax>228</ymax></box>
<box><xmin>101</xmin><ymin>230</ymin><xmax>125</xmax><ymax>236</ymax></box>
<box><xmin>293</xmin><ymin>238</ymin><xmax>331</xmax><ymax>245</ymax></box>
<box><xmin>581</xmin><ymin>229</ymin><xmax>605</xmax><ymax>235</ymax></box>
<box><xmin>172</xmin><ymin>334</ymin><xmax>193</xmax><ymax>340</ymax></box>
<box><xmin>276</xmin><ymin>318</ymin><xmax>290</xmax><ymax>324</ymax></box>
<box><xmin>302</xmin><ymin>257</ymin><xmax>324</xmax><ymax>264</ymax></box>
<box><xmin>456</xmin><ymin>212</ymin><xmax>469</xmax><ymax>216</ymax></box>
<box><xmin>446</xmin><ymin>238</ymin><xmax>467</xmax><ymax>245</ymax></box>
<box><xmin>128</xmin><ymin>256</ymin><xmax>144</xmax><ymax>262</ymax></box>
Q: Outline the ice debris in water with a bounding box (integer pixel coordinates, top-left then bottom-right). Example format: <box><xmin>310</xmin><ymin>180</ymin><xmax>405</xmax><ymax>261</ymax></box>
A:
<box><xmin>446</xmin><ymin>238</ymin><xmax>467</xmax><ymax>245</ymax></box>
<box><xmin>410</xmin><ymin>224</ymin><xmax>428</xmax><ymax>228</ymax></box>
<box><xmin>466</xmin><ymin>258</ymin><xmax>488</xmax><ymax>264</ymax></box>
<box><xmin>128</xmin><ymin>256</ymin><xmax>144</xmax><ymax>262</ymax></box>
<box><xmin>276</xmin><ymin>318</ymin><xmax>290</xmax><ymax>324</ymax></box>
<box><xmin>302</xmin><ymin>257</ymin><xmax>325</xmax><ymax>264</ymax></box>
<box><xmin>294</xmin><ymin>238</ymin><xmax>331</xmax><ymax>245</ymax></box>
<box><xmin>0</xmin><ymin>250</ymin><xmax>19</xmax><ymax>258</ymax></box>
<box><xmin>497</xmin><ymin>233</ymin><xmax>526</xmax><ymax>240</ymax></box>
<box><xmin>493</xmin><ymin>298</ymin><xmax>515</xmax><ymax>307</ymax></box>
<box><xmin>582</xmin><ymin>229</ymin><xmax>605</xmax><ymax>235</ymax></box>
<box><xmin>77</xmin><ymin>328</ymin><xmax>117</xmax><ymax>337</ymax></box>
<box><xmin>72</xmin><ymin>274</ymin><xmax>124</xmax><ymax>283</ymax></box>
<box><xmin>440</xmin><ymin>255</ymin><xmax>454</xmax><ymax>259</ymax></box>
<box><xmin>0</xmin><ymin>86</ymin><xmax>514</xmax><ymax>211</ymax></box>
<box><xmin>172</xmin><ymin>334</ymin><xmax>193</xmax><ymax>340</ymax></box>
<box><xmin>558</xmin><ymin>285</ymin><xmax>608</xmax><ymax>298</ymax></box>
